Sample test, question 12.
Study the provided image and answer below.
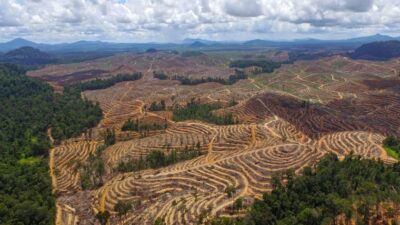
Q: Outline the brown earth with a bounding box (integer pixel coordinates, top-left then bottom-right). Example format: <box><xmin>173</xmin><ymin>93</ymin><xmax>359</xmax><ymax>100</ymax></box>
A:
<box><xmin>29</xmin><ymin>53</ymin><xmax>400</xmax><ymax>225</ymax></box>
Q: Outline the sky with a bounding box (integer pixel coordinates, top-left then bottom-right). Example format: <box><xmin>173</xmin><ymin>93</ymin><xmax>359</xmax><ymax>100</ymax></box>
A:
<box><xmin>0</xmin><ymin>0</ymin><xmax>399</xmax><ymax>43</ymax></box>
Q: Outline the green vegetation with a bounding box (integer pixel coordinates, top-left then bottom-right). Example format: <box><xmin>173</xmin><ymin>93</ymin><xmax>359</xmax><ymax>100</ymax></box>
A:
<box><xmin>66</xmin><ymin>72</ymin><xmax>142</xmax><ymax>91</ymax></box>
<box><xmin>0</xmin><ymin>46</ymin><xmax>55</xmax><ymax>68</ymax></box>
<box><xmin>104</xmin><ymin>129</ymin><xmax>116</xmax><ymax>146</ymax></box>
<box><xmin>351</xmin><ymin>40</ymin><xmax>400</xmax><ymax>60</ymax></box>
<box><xmin>228</xmin><ymin>98</ymin><xmax>239</xmax><ymax>107</ymax></box>
<box><xmin>225</xmin><ymin>185</ymin><xmax>237</xmax><ymax>198</ymax></box>
<box><xmin>210</xmin><ymin>153</ymin><xmax>400</xmax><ymax>225</ymax></box>
<box><xmin>114</xmin><ymin>200</ymin><xmax>133</xmax><ymax>216</ymax></box>
<box><xmin>17</xmin><ymin>156</ymin><xmax>42</xmax><ymax>166</ymax></box>
<box><xmin>146</xmin><ymin>48</ymin><xmax>158</xmax><ymax>53</ymax></box>
<box><xmin>79</xmin><ymin>131</ymin><xmax>118</xmax><ymax>190</ymax></box>
<box><xmin>173</xmin><ymin>99</ymin><xmax>235</xmax><ymax>125</ymax></box>
<box><xmin>51</xmin><ymin>89</ymin><xmax>103</xmax><ymax>142</ymax></box>
<box><xmin>234</xmin><ymin>197</ymin><xmax>243</xmax><ymax>211</ymax></box>
<box><xmin>385</xmin><ymin>147</ymin><xmax>400</xmax><ymax>160</ymax></box>
<box><xmin>153</xmin><ymin>71</ymin><xmax>169</xmax><ymax>80</ymax></box>
<box><xmin>383</xmin><ymin>136</ymin><xmax>400</xmax><ymax>160</ymax></box>
<box><xmin>96</xmin><ymin>211</ymin><xmax>110</xmax><ymax>225</ymax></box>
<box><xmin>79</xmin><ymin>147</ymin><xmax>106</xmax><ymax>190</ymax></box>
<box><xmin>229</xmin><ymin>59</ymin><xmax>282</xmax><ymax>73</ymax></box>
<box><xmin>116</xmin><ymin>145</ymin><xmax>203</xmax><ymax>173</ymax></box>
<box><xmin>148</xmin><ymin>100</ymin><xmax>166</xmax><ymax>111</ymax></box>
<box><xmin>171</xmin><ymin>69</ymin><xmax>247</xmax><ymax>86</ymax></box>
<box><xmin>154</xmin><ymin>69</ymin><xmax>247</xmax><ymax>86</ymax></box>
<box><xmin>0</xmin><ymin>64</ymin><xmax>102</xmax><ymax>225</ymax></box>
<box><xmin>121</xmin><ymin>119</ymin><xmax>168</xmax><ymax>132</ymax></box>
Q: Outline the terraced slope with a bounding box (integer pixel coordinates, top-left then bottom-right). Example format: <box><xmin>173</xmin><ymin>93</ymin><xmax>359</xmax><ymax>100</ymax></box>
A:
<box><xmin>241</xmin><ymin>92</ymin><xmax>400</xmax><ymax>139</ymax></box>
<box><xmin>51</xmin><ymin>140</ymin><xmax>104</xmax><ymax>194</ymax></box>
<box><xmin>41</xmin><ymin>54</ymin><xmax>400</xmax><ymax>225</ymax></box>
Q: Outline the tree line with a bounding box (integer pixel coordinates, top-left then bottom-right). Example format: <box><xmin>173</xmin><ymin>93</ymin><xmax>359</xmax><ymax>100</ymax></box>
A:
<box><xmin>153</xmin><ymin>71</ymin><xmax>169</xmax><ymax>80</ymax></box>
<box><xmin>121</xmin><ymin>119</ymin><xmax>168</xmax><ymax>132</ymax></box>
<box><xmin>229</xmin><ymin>59</ymin><xmax>283</xmax><ymax>73</ymax></box>
<box><xmin>153</xmin><ymin>70</ymin><xmax>248</xmax><ymax>86</ymax></box>
<box><xmin>116</xmin><ymin>144</ymin><xmax>202</xmax><ymax>173</ymax></box>
<box><xmin>209</xmin><ymin>153</ymin><xmax>400</xmax><ymax>225</ymax></box>
<box><xmin>172</xmin><ymin>98</ymin><xmax>235</xmax><ymax>125</ymax></box>
<box><xmin>66</xmin><ymin>72</ymin><xmax>142</xmax><ymax>92</ymax></box>
<box><xmin>148</xmin><ymin>100</ymin><xmax>166</xmax><ymax>111</ymax></box>
<box><xmin>0</xmin><ymin>64</ymin><xmax>102</xmax><ymax>225</ymax></box>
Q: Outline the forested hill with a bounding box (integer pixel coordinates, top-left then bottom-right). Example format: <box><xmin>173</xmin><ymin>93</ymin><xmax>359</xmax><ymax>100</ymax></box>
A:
<box><xmin>0</xmin><ymin>46</ymin><xmax>55</xmax><ymax>66</ymax></box>
<box><xmin>0</xmin><ymin>64</ymin><xmax>102</xmax><ymax>225</ymax></box>
<box><xmin>350</xmin><ymin>40</ymin><xmax>400</xmax><ymax>60</ymax></box>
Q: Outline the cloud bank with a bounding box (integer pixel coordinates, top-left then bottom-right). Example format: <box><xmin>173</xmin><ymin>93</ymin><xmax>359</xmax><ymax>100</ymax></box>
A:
<box><xmin>0</xmin><ymin>0</ymin><xmax>399</xmax><ymax>42</ymax></box>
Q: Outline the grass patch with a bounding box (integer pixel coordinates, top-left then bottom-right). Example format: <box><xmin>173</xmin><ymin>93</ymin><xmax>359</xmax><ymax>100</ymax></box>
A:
<box><xmin>18</xmin><ymin>156</ymin><xmax>42</xmax><ymax>166</ymax></box>
<box><xmin>384</xmin><ymin>147</ymin><xmax>400</xmax><ymax>160</ymax></box>
<box><xmin>383</xmin><ymin>136</ymin><xmax>400</xmax><ymax>160</ymax></box>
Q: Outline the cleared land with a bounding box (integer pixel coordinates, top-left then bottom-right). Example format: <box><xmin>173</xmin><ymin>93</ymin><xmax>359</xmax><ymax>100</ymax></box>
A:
<box><xmin>29</xmin><ymin>52</ymin><xmax>400</xmax><ymax>224</ymax></box>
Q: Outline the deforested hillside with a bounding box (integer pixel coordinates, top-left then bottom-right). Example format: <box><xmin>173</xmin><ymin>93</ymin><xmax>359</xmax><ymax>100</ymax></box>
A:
<box><xmin>25</xmin><ymin>50</ymin><xmax>400</xmax><ymax>225</ymax></box>
<box><xmin>210</xmin><ymin>154</ymin><xmax>400</xmax><ymax>225</ymax></box>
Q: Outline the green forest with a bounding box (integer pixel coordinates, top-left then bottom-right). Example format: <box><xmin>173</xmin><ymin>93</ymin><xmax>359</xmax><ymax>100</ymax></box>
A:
<box><xmin>121</xmin><ymin>119</ymin><xmax>167</xmax><ymax>132</ymax></box>
<box><xmin>229</xmin><ymin>60</ymin><xmax>283</xmax><ymax>73</ymax></box>
<box><xmin>210</xmin><ymin>153</ymin><xmax>400</xmax><ymax>225</ymax></box>
<box><xmin>0</xmin><ymin>64</ymin><xmax>102</xmax><ymax>225</ymax></box>
<box><xmin>171</xmin><ymin>70</ymin><xmax>247</xmax><ymax>86</ymax></box>
<box><xmin>153</xmin><ymin>70</ymin><xmax>247</xmax><ymax>86</ymax></box>
<box><xmin>153</xmin><ymin>71</ymin><xmax>169</xmax><ymax>80</ymax></box>
<box><xmin>173</xmin><ymin>99</ymin><xmax>235</xmax><ymax>125</ymax></box>
<box><xmin>116</xmin><ymin>146</ymin><xmax>203</xmax><ymax>173</ymax></box>
<box><xmin>148</xmin><ymin>100</ymin><xmax>167</xmax><ymax>111</ymax></box>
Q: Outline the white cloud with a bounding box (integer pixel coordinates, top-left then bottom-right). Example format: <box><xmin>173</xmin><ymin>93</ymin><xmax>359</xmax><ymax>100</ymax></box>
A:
<box><xmin>224</xmin><ymin>0</ymin><xmax>263</xmax><ymax>17</ymax></box>
<box><xmin>0</xmin><ymin>0</ymin><xmax>24</xmax><ymax>27</ymax></box>
<box><xmin>0</xmin><ymin>0</ymin><xmax>399</xmax><ymax>42</ymax></box>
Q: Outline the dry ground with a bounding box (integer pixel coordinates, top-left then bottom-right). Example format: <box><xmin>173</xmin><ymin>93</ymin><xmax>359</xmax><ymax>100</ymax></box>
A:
<box><xmin>29</xmin><ymin>53</ymin><xmax>400</xmax><ymax>225</ymax></box>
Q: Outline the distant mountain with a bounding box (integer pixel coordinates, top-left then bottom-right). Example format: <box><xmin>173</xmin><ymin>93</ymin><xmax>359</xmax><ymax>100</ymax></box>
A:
<box><xmin>0</xmin><ymin>38</ymin><xmax>179</xmax><ymax>53</ymax></box>
<box><xmin>243</xmin><ymin>34</ymin><xmax>400</xmax><ymax>48</ymax></box>
<box><xmin>0</xmin><ymin>46</ymin><xmax>55</xmax><ymax>65</ymax></box>
<box><xmin>146</xmin><ymin>48</ymin><xmax>158</xmax><ymax>53</ymax></box>
<box><xmin>1</xmin><ymin>34</ymin><xmax>400</xmax><ymax>53</ymax></box>
<box><xmin>48</xmin><ymin>40</ymin><xmax>130</xmax><ymax>52</ymax></box>
<box><xmin>350</xmin><ymin>40</ymin><xmax>400</xmax><ymax>60</ymax></box>
<box><xmin>0</xmin><ymin>38</ymin><xmax>46</xmax><ymax>52</ymax></box>
<box><xmin>182</xmin><ymin>38</ymin><xmax>217</xmax><ymax>45</ymax></box>
<box><xmin>189</xmin><ymin>41</ymin><xmax>208</xmax><ymax>48</ymax></box>
<box><xmin>345</xmin><ymin>34</ymin><xmax>396</xmax><ymax>43</ymax></box>
<box><xmin>243</xmin><ymin>39</ymin><xmax>277</xmax><ymax>46</ymax></box>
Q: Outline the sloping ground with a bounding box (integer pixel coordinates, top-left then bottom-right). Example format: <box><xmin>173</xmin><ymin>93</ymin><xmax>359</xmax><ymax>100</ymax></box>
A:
<box><xmin>51</xmin><ymin>120</ymin><xmax>396</xmax><ymax>225</ymax></box>
<box><xmin>239</xmin><ymin>92</ymin><xmax>400</xmax><ymax>139</ymax></box>
<box><xmin>27</xmin><ymin>52</ymin><xmax>235</xmax><ymax>89</ymax></box>
<box><xmin>46</xmin><ymin>55</ymin><xmax>400</xmax><ymax>225</ymax></box>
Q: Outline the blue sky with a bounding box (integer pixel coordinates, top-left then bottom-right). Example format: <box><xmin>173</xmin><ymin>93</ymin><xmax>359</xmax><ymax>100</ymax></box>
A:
<box><xmin>0</xmin><ymin>0</ymin><xmax>399</xmax><ymax>43</ymax></box>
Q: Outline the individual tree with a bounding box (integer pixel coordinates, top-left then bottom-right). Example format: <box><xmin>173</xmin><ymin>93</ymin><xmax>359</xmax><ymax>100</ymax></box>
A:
<box><xmin>234</xmin><ymin>197</ymin><xmax>243</xmax><ymax>211</ymax></box>
<box><xmin>225</xmin><ymin>185</ymin><xmax>236</xmax><ymax>198</ymax></box>
<box><xmin>114</xmin><ymin>200</ymin><xmax>132</xmax><ymax>216</ymax></box>
<box><xmin>96</xmin><ymin>211</ymin><xmax>110</xmax><ymax>225</ymax></box>
<box><xmin>104</xmin><ymin>129</ymin><xmax>116</xmax><ymax>146</ymax></box>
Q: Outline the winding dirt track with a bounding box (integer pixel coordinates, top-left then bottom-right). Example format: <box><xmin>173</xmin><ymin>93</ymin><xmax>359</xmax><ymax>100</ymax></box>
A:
<box><xmin>44</xmin><ymin>55</ymin><xmax>400</xmax><ymax>225</ymax></box>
